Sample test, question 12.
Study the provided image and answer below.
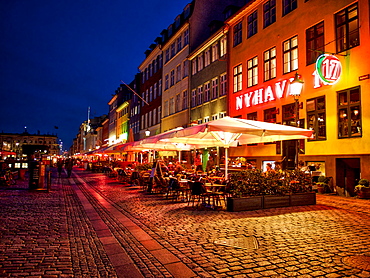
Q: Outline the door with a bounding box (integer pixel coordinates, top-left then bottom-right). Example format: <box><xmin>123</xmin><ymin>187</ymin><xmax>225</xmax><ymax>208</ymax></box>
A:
<box><xmin>336</xmin><ymin>158</ymin><xmax>360</xmax><ymax>197</ymax></box>
<box><xmin>282</xmin><ymin>140</ymin><xmax>296</xmax><ymax>170</ymax></box>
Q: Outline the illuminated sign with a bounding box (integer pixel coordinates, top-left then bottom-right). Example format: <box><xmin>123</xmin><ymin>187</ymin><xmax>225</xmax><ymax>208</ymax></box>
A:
<box><xmin>313</xmin><ymin>54</ymin><xmax>342</xmax><ymax>88</ymax></box>
<box><xmin>235</xmin><ymin>79</ymin><xmax>291</xmax><ymax>110</ymax></box>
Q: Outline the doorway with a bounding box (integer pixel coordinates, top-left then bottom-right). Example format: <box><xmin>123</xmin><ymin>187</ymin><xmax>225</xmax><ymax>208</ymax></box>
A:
<box><xmin>336</xmin><ymin>158</ymin><xmax>360</xmax><ymax>197</ymax></box>
<box><xmin>282</xmin><ymin>140</ymin><xmax>296</xmax><ymax>170</ymax></box>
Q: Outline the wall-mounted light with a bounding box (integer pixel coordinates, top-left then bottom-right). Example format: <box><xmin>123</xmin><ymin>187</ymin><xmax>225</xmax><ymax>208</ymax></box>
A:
<box><xmin>145</xmin><ymin>129</ymin><xmax>150</xmax><ymax>137</ymax></box>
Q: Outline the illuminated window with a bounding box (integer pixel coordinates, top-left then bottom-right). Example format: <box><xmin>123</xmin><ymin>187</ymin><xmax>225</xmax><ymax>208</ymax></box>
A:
<box><xmin>307</xmin><ymin>96</ymin><xmax>326</xmax><ymax>140</ymax></box>
<box><xmin>211</xmin><ymin>78</ymin><xmax>218</xmax><ymax>99</ymax></box>
<box><xmin>306</xmin><ymin>21</ymin><xmax>324</xmax><ymax>65</ymax></box>
<box><xmin>338</xmin><ymin>87</ymin><xmax>361</xmax><ymax>138</ymax></box>
<box><xmin>164</xmin><ymin>100</ymin><xmax>169</xmax><ymax>117</ymax></box>
<box><xmin>233</xmin><ymin>21</ymin><xmax>243</xmax><ymax>46</ymax></box>
<box><xmin>192</xmin><ymin>60</ymin><xmax>197</xmax><ymax>75</ymax></box>
<box><xmin>220</xmin><ymin>73</ymin><xmax>227</xmax><ymax>96</ymax></box>
<box><xmin>191</xmin><ymin>89</ymin><xmax>196</xmax><ymax>108</ymax></box>
<box><xmin>264</xmin><ymin>0</ymin><xmax>276</xmax><ymax>28</ymax></box>
<box><xmin>282</xmin><ymin>103</ymin><xmax>296</xmax><ymax>127</ymax></box>
<box><xmin>247</xmin><ymin>56</ymin><xmax>258</xmax><ymax>87</ymax></box>
<box><xmin>211</xmin><ymin>43</ymin><xmax>219</xmax><ymax>62</ymax></box>
<box><xmin>204</xmin><ymin>49</ymin><xmax>211</xmax><ymax>66</ymax></box>
<box><xmin>264</xmin><ymin>47</ymin><xmax>276</xmax><ymax>81</ymax></box>
<box><xmin>212</xmin><ymin>114</ymin><xmax>218</xmax><ymax>121</ymax></box>
<box><xmin>220</xmin><ymin>36</ymin><xmax>227</xmax><ymax>57</ymax></box>
<box><xmin>204</xmin><ymin>116</ymin><xmax>210</xmax><ymax>123</ymax></box>
<box><xmin>283</xmin><ymin>35</ymin><xmax>298</xmax><ymax>74</ymax></box>
<box><xmin>182</xmin><ymin>90</ymin><xmax>188</xmax><ymax>109</ymax></box>
<box><xmin>247</xmin><ymin>112</ymin><xmax>257</xmax><ymax>121</ymax></box>
<box><xmin>264</xmin><ymin>107</ymin><xmax>277</xmax><ymax>123</ymax></box>
<box><xmin>197</xmin><ymin>86</ymin><xmax>203</xmax><ymax>106</ymax></box>
<box><xmin>169</xmin><ymin>97</ymin><xmax>175</xmax><ymax>115</ymax></box>
<box><xmin>283</xmin><ymin>0</ymin><xmax>297</xmax><ymax>16</ymax></box>
<box><xmin>198</xmin><ymin>53</ymin><xmax>204</xmax><ymax>71</ymax></box>
<box><xmin>335</xmin><ymin>3</ymin><xmax>359</xmax><ymax>53</ymax></box>
<box><xmin>247</xmin><ymin>11</ymin><xmax>258</xmax><ymax>38</ymax></box>
<box><xmin>233</xmin><ymin>64</ymin><xmax>242</xmax><ymax>92</ymax></box>
<box><xmin>204</xmin><ymin>82</ymin><xmax>210</xmax><ymax>102</ymax></box>
<box><xmin>175</xmin><ymin>93</ymin><xmax>181</xmax><ymax>112</ymax></box>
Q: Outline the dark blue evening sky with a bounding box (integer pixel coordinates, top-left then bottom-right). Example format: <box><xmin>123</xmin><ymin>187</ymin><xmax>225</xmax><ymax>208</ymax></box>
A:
<box><xmin>0</xmin><ymin>0</ymin><xmax>190</xmax><ymax>151</ymax></box>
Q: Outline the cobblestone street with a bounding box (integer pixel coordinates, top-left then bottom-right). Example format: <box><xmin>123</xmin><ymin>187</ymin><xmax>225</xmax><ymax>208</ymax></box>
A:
<box><xmin>1</xmin><ymin>168</ymin><xmax>370</xmax><ymax>277</ymax></box>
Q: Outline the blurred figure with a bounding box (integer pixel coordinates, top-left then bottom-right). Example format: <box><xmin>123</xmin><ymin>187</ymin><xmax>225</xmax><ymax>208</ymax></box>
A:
<box><xmin>65</xmin><ymin>158</ymin><xmax>74</xmax><ymax>178</ymax></box>
<box><xmin>57</xmin><ymin>159</ymin><xmax>64</xmax><ymax>178</ymax></box>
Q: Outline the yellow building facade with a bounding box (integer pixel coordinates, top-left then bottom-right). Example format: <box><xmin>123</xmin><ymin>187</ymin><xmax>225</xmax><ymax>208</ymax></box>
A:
<box><xmin>227</xmin><ymin>0</ymin><xmax>370</xmax><ymax>195</ymax></box>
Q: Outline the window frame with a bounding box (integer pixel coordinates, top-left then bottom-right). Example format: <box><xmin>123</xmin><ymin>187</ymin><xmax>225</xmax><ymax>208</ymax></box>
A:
<box><xmin>283</xmin><ymin>35</ymin><xmax>298</xmax><ymax>74</ymax></box>
<box><xmin>307</xmin><ymin>96</ymin><xmax>326</xmax><ymax>141</ymax></box>
<box><xmin>247</xmin><ymin>10</ymin><xmax>258</xmax><ymax>38</ymax></box>
<box><xmin>233</xmin><ymin>64</ymin><xmax>243</xmax><ymax>93</ymax></box>
<box><xmin>335</xmin><ymin>3</ymin><xmax>360</xmax><ymax>53</ymax></box>
<box><xmin>306</xmin><ymin>21</ymin><xmax>325</xmax><ymax>65</ymax></box>
<box><xmin>247</xmin><ymin>56</ymin><xmax>258</xmax><ymax>87</ymax></box>
<box><xmin>263</xmin><ymin>0</ymin><xmax>276</xmax><ymax>28</ymax></box>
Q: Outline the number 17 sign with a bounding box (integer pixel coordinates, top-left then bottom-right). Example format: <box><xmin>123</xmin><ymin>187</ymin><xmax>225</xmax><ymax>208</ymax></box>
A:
<box><xmin>313</xmin><ymin>54</ymin><xmax>342</xmax><ymax>88</ymax></box>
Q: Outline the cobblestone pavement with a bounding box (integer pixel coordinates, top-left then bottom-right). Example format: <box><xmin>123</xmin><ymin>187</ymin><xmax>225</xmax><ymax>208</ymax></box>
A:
<box><xmin>1</xmin><ymin>168</ymin><xmax>370</xmax><ymax>277</ymax></box>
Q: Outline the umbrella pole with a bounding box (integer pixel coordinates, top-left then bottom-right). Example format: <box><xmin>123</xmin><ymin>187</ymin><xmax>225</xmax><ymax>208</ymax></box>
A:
<box><xmin>225</xmin><ymin>147</ymin><xmax>228</xmax><ymax>180</ymax></box>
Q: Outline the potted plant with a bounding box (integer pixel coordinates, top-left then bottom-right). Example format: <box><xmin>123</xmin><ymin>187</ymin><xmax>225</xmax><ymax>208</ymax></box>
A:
<box><xmin>316</xmin><ymin>176</ymin><xmax>328</xmax><ymax>194</ymax></box>
<box><xmin>355</xmin><ymin>179</ymin><xmax>370</xmax><ymax>199</ymax></box>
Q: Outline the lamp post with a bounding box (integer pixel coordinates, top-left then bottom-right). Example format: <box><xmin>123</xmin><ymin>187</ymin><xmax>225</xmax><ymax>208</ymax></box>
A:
<box><xmin>290</xmin><ymin>72</ymin><xmax>304</xmax><ymax>169</ymax></box>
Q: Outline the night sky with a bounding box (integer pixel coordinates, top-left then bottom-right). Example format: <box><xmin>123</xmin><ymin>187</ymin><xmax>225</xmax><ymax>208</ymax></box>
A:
<box><xmin>0</xmin><ymin>0</ymin><xmax>191</xmax><ymax>151</ymax></box>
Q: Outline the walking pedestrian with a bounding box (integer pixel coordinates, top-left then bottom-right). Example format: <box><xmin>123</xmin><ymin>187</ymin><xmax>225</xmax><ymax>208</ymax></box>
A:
<box><xmin>57</xmin><ymin>159</ymin><xmax>64</xmax><ymax>178</ymax></box>
<box><xmin>65</xmin><ymin>158</ymin><xmax>74</xmax><ymax>178</ymax></box>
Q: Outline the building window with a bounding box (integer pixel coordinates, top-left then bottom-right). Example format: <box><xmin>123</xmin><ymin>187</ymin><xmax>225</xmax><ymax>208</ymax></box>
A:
<box><xmin>158</xmin><ymin>79</ymin><xmax>162</xmax><ymax>95</ymax></box>
<box><xmin>191</xmin><ymin>89</ymin><xmax>196</xmax><ymax>108</ymax></box>
<box><xmin>184</xmin><ymin>29</ymin><xmax>189</xmax><ymax>45</ymax></box>
<box><xmin>158</xmin><ymin>54</ymin><xmax>162</xmax><ymax>69</ymax></box>
<box><xmin>219</xmin><ymin>111</ymin><xmax>226</xmax><ymax>118</ymax></box>
<box><xmin>233</xmin><ymin>21</ymin><xmax>243</xmax><ymax>46</ymax></box>
<box><xmin>247</xmin><ymin>112</ymin><xmax>257</xmax><ymax>121</ymax></box>
<box><xmin>338</xmin><ymin>87</ymin><xmax>362</xmax><ymax>138</ymax></box>
<box><xmin>170</xmin><ymin>69</ymin><xmax>175</xmax><ymax>86</ymax></box>
<box><xmin>247</xmin><ymin>11</ymin><xmax>258</xmax><ymax>38</ymax></box>
<box><xmin>204</xmin><ymin>82</ymin><xmax>210</xmax><ymax>102</ymax></box>
<box><xmin>264</xmin><ymin>107</ymin><xmax>277</xmax><ymax>123</ymax></box>
<box><xmin>153</xmin><ymin>108</ymin><xmax>157</xmax><ymax>125</ymax></box>
<box><xmin>176</xmin><ymin>64</ymin><xmax>181</xmax><ymax>82</ymax></box>
<box><xmin>283</xmin><ymin>35</ymin><xmax>298</xmax><ymax>74</ymax></box>
<box><xmin>163</xmin><ymin>100</ymin><xmax>168</xmax><ymax>117</ymax></box>
<box><xmin>165</xmin><ymin>49</ymin><xmax>170</xmax><ymax>63</ymax></box>
<box><xmin>335</xmin><ymin>3</ymin><xmax>359</xmax><ymax>53</ymax></box>
<box><xmin>154</xmin><ymin>83</ymin><xmax>157</xmax><ymax>99</ymax></box>
<box><xmin>220</xmin><ymin>73</ymin><xmax>227</xmax><ymax>96</ymax></box>
<box><xmin>211</xmin><ymin>78</ymin><xmax>219</xmax><ymax>99</ymax></box>
<box><xmin>264</xmin><ymin>0</ymin><xmax>276</xmax><ymax>28</ymax></box>
<box><xmin>233</xmin><ymin>64</ymin><xmax>242</xmax><ymax>92</ymax></box>
<box><xmin>198</xmin><ymin>54</ymin><xmax>204</xmax><ymax>71</ymax></box>
<box><xmin>158</xmin><ymin>106</ymin><xmax>161</xmax><ymax>122</ymax></box>
<box><xmin>165</xmin><ymin>74</ymin><xmax>169</xmax><ymax>90</ymax></box>
<box><xmin>153</xmin><ymin>59</ymin><xmax>158</xmax><ymax>73</ymax></box>
<box><xmin>171</xmin><ymin>43</ymin><xmax>176</xmax><ymax>58</ymax></box>
<box><xmin>169</xmin><ymin>97</ymin><xmax>175</xmax><ymax>115</ymax></box>
<box><xmin>204</xmin><ymin>116</ymin><xmax>210</xmax><ymax>123</ymax></box>
<box><xmin>211</xmin><ymin>43</ymin><xmax>219</xmax><ymax>62</ymax></box>
<box><xmin>175</xmin><ymin>94</ymin><xmax>181</xmax><ymax>113</ymax></box>
<box><xmin>183</xmin><ymin>90</ymin><xmax>188</xmax><ymax>109</ymax></box>
<box><xmin>306</xmin><ymin>21</ymin><xmax>324</xmax><ymax>65</ymax></box>
<box><xmin>197</xmin><ymin>86</ymin><xmax>203</xmax><ymax>106</ymax></box>
<box><xmin>283</xmin><ymin>0</ymin><xmax>297</xmax><ymax>16</ymax></box>
<box><xmin>247</xmin><ymin>56</ymin><xmax>258</xmax><ymax>87</ymax></box>
<box><xmin>204</xmin><ymin>49</ymin><xmax>211</xmax><ymax>66</ymax></box>
<box><xmin>264</xmin><ymin>47</ymin><xmax>276</xmax><ymax>81</ymax></box>
<box><xmin>212</xmin><ymin>114</ymin><xmax>218</xmax><ymax>121</ymax></box>
<box><xmin>149</xmin><ymin>86</ymin><xmax>153</xmax><ymax>102</ymax></box>
<box><xmin>307</xmin><ymin>96</ymin><xmax>326</xmax><ymax>141</ymax></box>
<box><xmin>192</xmin><ymin>60</ymin><xmax>197</xmax><ymax>75</ymax></box>
<box><xmin>177</xmin><ymin>36</ymin><xmax>182</xmax><ymax>52</ymax></box>
<box><xmin>183</xmin><ymin>60</ymin><xmax>189</xmax><ymax>77</ymax></box>
<box><xmin>220</xmin><ymin>36</ymin><xmax>227</xmax><ymax>57</ymax></box>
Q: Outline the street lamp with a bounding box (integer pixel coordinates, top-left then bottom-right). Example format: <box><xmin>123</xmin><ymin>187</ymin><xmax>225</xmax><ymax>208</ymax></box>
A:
<box><xmin>290</xmin><ymin>72</ymin><xmax>304</xmax><ymax>169</ymax></box>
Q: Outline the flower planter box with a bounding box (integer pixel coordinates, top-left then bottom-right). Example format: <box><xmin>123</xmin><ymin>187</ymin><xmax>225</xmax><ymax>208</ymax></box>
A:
<box><xmin>290</xmin><ymin>192</ymin><xmax>316</xmax><ymax>206</ymax></box>
<box><xmin>357</xmin><ymin>188</ymin><xmax>370</xmax><ymax>199</ymax></box>
<box><xmin>227</xmin><ymin>196</ymin><xmax>263</xmax><ymax>212</ymax></box>
<box><xmin>263</xmin><ymin>195</ymin><xmax>290</xmax><ymax>209</ymax></box>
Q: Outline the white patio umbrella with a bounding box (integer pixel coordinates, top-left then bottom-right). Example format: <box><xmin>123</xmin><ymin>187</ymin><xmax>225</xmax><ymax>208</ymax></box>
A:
<box><xmin>158</xmin><ymin>117</ymin><xmax>314</xmax><ymax>178</ymax></box>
